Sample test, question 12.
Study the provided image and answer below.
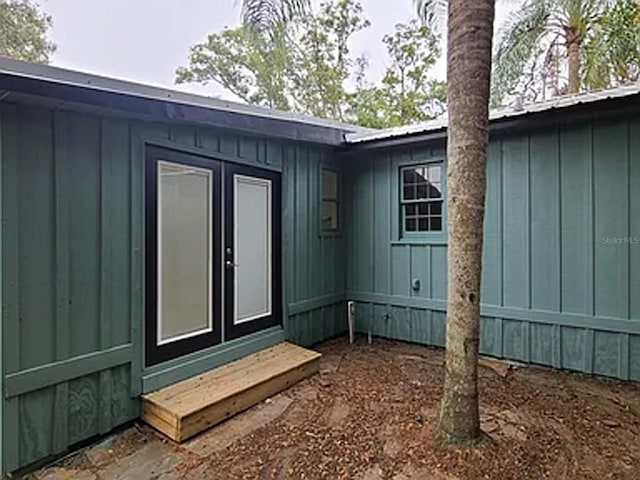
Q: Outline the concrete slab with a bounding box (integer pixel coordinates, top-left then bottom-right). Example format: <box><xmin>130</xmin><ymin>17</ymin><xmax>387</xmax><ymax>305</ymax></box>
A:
<box><xmin>37</xmin><ymin>467</ymin><xmax>98</xmax><ymax>480</ymax></box>
<box><xmin>183</xmin><ymin>395</ymin><xmax>293</xmax><ymax>457</ymax></box>
<box><xmin>99</xmin><ymin>440</ymin><xmax>183</xmax><ymax>480</ymax></box>
<box><xmin>85</xmin><ymin>427</ymin><xmax>150</xmax><ymax>469</ymax></box>
<box><xmin>359</xmin><ymin>464</ymin><xmax>384</xmax><ymax>480</ymax></box>
<box><xmin>327</xmin><ymin>396</ymin><xmax>350</xmax><ymax>428</ymax></box>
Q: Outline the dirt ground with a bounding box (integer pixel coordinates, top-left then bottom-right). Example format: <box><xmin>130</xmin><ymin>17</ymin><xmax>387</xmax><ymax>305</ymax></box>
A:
<box><xmin>32</xmin><ymin>337</ymin><xmax>640</xmax><ymax>479</ymax></box>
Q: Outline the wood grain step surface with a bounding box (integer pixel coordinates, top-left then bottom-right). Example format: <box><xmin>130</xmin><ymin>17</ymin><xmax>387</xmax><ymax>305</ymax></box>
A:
<box><xmin>142</xmin><ymin>342</ymin><xmax>321</xmax><ymax>441</ymax></box>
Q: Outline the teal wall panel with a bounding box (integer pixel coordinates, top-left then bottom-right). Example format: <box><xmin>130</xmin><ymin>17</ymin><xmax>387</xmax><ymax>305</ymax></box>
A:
<box><xmin>561</xmin><ymin>327</ymin><xmax>587</xmax><ymax>372</ymax></box>
<box><xmin>430</xmin><ymin>247</ymin><xmax>447</xmax><ymax>300</ymax></box>
<box><xmin>593</xmin><ymin>122</ymin><xmax>629</xmax><ymax>319</ymax></box>
<box><xmin>374</xmin><ymin>155</ymin><xmax>392</xmax><ymax>295</ymax></box>
<box><xmin>629</xmin><ymin>120</ymin><xmax>640</xmax><ymax>321</ymax></box>
<box><xmin>481</xmin><ymin>142</ymin><xmax>503</xmax><ymax>306</ymax></box>
<box><xmin>530</xmin><ymin>130</ymin><xmax>560</xmax><ymax>312</ymax></box>
<box><xmin>560</xmin><ymin>124</ymin><xmax>593</xmax><ymax>315</ymax></box>
<box><xmin>2</xmin><ymin>100</ymin><xmax>346</xmax><ymax>473</ymax></box>
<box><xmin>593</xmin><ymin>331</ymin><xmax>620</xmax><ymax>378</ymax></box>
<box><xmin>2</xmin><ymin>104</ymin><xmax>20</xmax><ymax>472</ymax></box>
<box><xmin>68</xmin><ymin>374</ymin><xmax>100</xmax><ymax>445</ymax></box>
<box><xmin>530</xmin><ymin>323</ymin><xmax>553</xmax><ymax>366</ymax></box>
<box><xmin>284</xmin><ymin>144</ymin><xmax>347</xmax><ymax>347</ymax></box>
<box><xmin>501</xmin><ymin>137</ymin><xmax>530</xmax><ymax>309</ymax></box>
<box><xmin>410</xmin><ymin>245</ymin><xmax>430</xmax><ymax>299</ymax></box>
<box><xmin>66</xmin><ymin>112</ymin><xmax>102</xmax><ymax>357</ymax></box>
<box><xmin>430</xmin><ymin>311</ymin><xmax>446</xmax><ymax>347</ymax></box>
<box><xmin>101</xmin><ymin>118</ymin><xmax>133</xmax><ymax>347</ymax></box>
<box><xmin>410</xmin><ymin>309</ymin><xmax>429</xmax><ymax>344</ymax></box>
<box><xmin>347</xmin><ymin>115</ymin><xmax>640</xmax><ymax>384</ymax></box>
<box><xmin>502</xmin><ymin>320</ymin><xmax>525</xmax><ymax>362</ymax></box>
<box><xmin>18</xmin><ymin>106</ymin><xmax>56</xmax><ymax>372</ymax></box>
<box><xmin>630</xmin><ymin>335</ymin><xmax>640</xmax><ymax>381</ymax></box>
<box><xmin>480</xmin><ymin>317</ymin><xmax>501</xmax><ymax>358</ymax></box>
<box><xmin>391</xmin><ymin>246</ymin><xmax>410</xmax><ymax>296</ymax></box>
<box><xmin>18</xmin><ymin>387</ymin><xmax>55</xmax><ymax>467</ymax></box>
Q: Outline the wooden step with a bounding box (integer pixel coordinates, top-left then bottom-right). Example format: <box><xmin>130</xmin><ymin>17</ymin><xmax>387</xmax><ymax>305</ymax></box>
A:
<box><xmin>141</xmin><ymin>342</ymin><xmax>321</xmax><ymax>442</ymax></box>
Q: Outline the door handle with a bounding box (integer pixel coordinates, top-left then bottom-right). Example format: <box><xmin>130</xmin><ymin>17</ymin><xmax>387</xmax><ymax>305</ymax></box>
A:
<box><xmin>225</xmin><ymin>260</ymin><xmax>239</xmax><ymax>268</ymax></box>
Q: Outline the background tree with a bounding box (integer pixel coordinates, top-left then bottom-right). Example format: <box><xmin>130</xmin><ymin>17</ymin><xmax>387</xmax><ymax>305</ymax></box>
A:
<box><xmin>176</xmin><ymin>24</ymin><xmax>293</xmax><ymax>110</ymax></box>
<box><xmin>179</xmin><ymin>0</ymin><xmax>445</xmax><ymax>127</ymax></box>
<box><xmin>240</xmin><ymin>0</ymin><xmax>309</xmax><ymax>34</ymax></box>
<box><xmin>349</xmin><ymin>20</ymin><xmax>446</xmax><ymax>127</ymax></box>
<box><xmin>292</xmin><ymin>0</ymin><xmax>370</xmax><ymax>120</ymax></box>
<box><xmin>583</xmin><ymin>0</ymin><xmax>640</xmax><ymax>89</ymax></box>
<box><xmin>0</xmin><ymin>0</ymin><xmax>55</xmax><ymax>63</ymax></box>
<box><xmin>491</xmin><ymin>0</ymin><xmax>614</xmax><ymax>105</ymax></box>
<box><xmin>417</xmin><ymin>0</ymin><xmax>496</xmax><ymax>445</ymax></box>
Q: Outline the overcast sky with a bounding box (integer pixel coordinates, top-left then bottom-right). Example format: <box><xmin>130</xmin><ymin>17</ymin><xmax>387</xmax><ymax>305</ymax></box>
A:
<box><xmin>40</xmin><ymin>0</ymin><xmax>516</xmax><ymax>101</ymax></box>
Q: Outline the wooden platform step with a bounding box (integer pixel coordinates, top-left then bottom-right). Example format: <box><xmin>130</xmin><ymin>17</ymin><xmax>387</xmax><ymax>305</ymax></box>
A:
<box><xmin>141</xmin><ymin>342</ymin><xmax>321</xmax><ymax>442</ymax></box>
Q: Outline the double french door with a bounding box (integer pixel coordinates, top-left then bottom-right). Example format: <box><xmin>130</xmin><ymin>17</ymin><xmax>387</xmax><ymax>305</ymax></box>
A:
<box><xmin>145</xmin><ymin>146</ymin><xmax>282</xmax><ymax>366</ymax></box>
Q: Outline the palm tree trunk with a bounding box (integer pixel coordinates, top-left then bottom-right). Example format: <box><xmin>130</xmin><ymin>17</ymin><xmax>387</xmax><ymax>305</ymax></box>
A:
<box><xmin>567</xmin><ymin>38</ymin><xmax>580</xmax><ymax>94</ymax></box>
<box><xmin>438</xmin><ymin>0</ymin><xmax>495</xmax><ymax>444</ymax></box>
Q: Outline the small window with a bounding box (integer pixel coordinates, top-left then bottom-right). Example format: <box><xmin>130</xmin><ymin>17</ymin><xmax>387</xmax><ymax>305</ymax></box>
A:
<box><xmin>401</xmin><ymin>164</ymin><xmax>443</xmax><ymax>234</ymax></box>
<box><xmin>322</xmin><ymin>169</ymin><xmax>339</xmax><ymax>231</ymax></box>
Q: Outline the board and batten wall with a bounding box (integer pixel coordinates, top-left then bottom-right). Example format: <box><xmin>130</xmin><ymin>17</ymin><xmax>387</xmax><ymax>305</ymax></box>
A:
<box><xmin>346</xmin><ymin>115</ymin><xmax>640</xmax><ymax>383</ymax></box>
<box><xmin>0</xmin><ymin>99</ymin><xmax>346</xmax><ymax>473</ymax></box>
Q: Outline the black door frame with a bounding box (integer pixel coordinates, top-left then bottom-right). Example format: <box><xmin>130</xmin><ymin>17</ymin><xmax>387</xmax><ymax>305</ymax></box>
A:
<box><xmin>223</xmin><ymin>163</ymin><xmax>283</xmax><ymax>340</ymax></box>
<box><xmin>144</xmin><ymin>145</ymin><xmax>223</xmax><ymax>367</ymax></box>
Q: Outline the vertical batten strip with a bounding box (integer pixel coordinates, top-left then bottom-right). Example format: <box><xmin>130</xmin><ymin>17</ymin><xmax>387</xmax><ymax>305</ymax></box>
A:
<box><xmin>98</xmin><ymin>118</ymin><xmax>113</xmax><ymax>433</ymax></box>
<box><xmin>589</xmin><ymin>125</ymin><xmax>596</xmax><ymax>317</ymax></box>
<box><xmin>619</xmin><ymin>333</ymin><xmax>630</xmax><ymax>380</ymax></box>
<box><xmin>498</xmin><ymin>140</ymin><xmax>504</xmax><ymax>307</ymax></box>
<box><xmin>0</xmin><ymin>100</ymin><xmax>3</xmax><ymax>474</ymax></box>
<box><xmin>495</xmin><ymin>317</ymin><xmax>504</xmax><ymax>358</ymax></box>
<box><xmin>316</xmin><ymin>155</ymin><xmax>324</xmax><ymax>333</ymax></box>
<box><xmin>52</xmin><ymin>111</ymin><xmax>71</xmax><ymax>454</ymax></box>
<box><xmin>629</xmin><ymin>120</ymin><xmax>640</xmax><ymax>322</ymax></box>
<box><xmin>552</xmin><ymin>324</ymin><xmax>562</xmax><ymax>368</ymax></box>
<box><xmin>522</xmin><ymin>321</ymin><xmax>531</xmax><ymax>364</ymax></box>
<box><xmin>289</xmin><ymin>148</ymin><xmax>298</xmax><ymax>342</ymax></box>
<box><xmin>584</xmin><ymin>329</ymin><xmax>595</xmax><ymax>374</ymax></box>
<box><xmin>627</xmin><ymin>120</ymin><xmax>632</xmax><ymax>321</ymax></box>
<box><xmin>526</xmin><ymin>134</ymin><xmax>532</xmax><ymax>310</ymax></box>
<box><xmin>1</xmin><ymin>105</ymin><xmax>21</xmax><ymax>473</ymax></box>
<box><xmin>307</xmin><ymin>149</ymin><xmax>313</xmax><ymax>308</ymax></box>
<box><xmin>282</xmin><ymin>147</ymin><xmax>291</xmax><ymax>338</ymax></box>
<box><xmin>557</xmin><ymin>126</ymin><xmax>563</xmax><ymax>314</ymax></box>
<box><xmin>129</xmin><ymin>122</ymin><xmax>142</xmax><ymax>398</ymax></box>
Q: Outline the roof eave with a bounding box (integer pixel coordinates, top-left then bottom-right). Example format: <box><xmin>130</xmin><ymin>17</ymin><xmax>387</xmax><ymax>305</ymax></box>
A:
<box><xmin>0</xmin><ymin>57</ymin><xmax>373</xmax><ymax>146</ymax></box>
<box><xmin>344</xmin><ymin>89</ymin><xmax>640</xmax><ymax>152</ymax></box>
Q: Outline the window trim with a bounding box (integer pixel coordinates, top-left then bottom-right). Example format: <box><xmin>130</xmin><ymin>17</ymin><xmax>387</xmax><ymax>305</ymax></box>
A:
<box><xmin>395</xmin><ymin>156</ymin><xmax>447</xmax><ymax>243</ymax></box>
<box><xmin>320</xmin><ymin>167</ymin><xmax>341</xmax><ymax>235</ymax></box>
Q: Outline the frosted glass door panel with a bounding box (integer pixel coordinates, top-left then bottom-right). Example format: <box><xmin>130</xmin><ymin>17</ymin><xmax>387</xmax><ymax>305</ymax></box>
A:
<box><xmin>234</xmin><ymin>175</ymin><xmax>272</xmax><ymax>324</ymax></box>
<box><xmin>158</xmin><ymin>161</ymin><xmax>212</xmax><ymax>343</ymax></box>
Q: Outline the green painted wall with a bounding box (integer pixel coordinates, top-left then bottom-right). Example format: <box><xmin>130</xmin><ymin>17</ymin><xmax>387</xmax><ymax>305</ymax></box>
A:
<box><xmin>346</xmin><ymin>117</ymin><xmax>640</xmax><ymax>383</ymax></box>
<box><xmin>0</xmin><ymin>100</ymin><xmax>346</xmax><ymax>473</ymax></box>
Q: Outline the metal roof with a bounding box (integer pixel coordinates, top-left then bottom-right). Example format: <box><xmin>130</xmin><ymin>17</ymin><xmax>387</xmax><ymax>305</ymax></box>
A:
<box><xmin>346</xmin><ymin>82</ymin><xmax>640</xmax><ymax>144</ymax></box>
<box><xmin>0</xmin><ymin>57</ymin><xmax>373</xmax><ymax>144</ymax></box>
<box><xmin>4</xmin><ymin>57</ymin><xmax>640</xmax><ymax>147</ymax></box>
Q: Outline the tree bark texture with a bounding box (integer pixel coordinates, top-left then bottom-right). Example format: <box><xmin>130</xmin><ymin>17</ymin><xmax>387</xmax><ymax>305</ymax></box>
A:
<box><xmin>567</xmin><ymin>38</ymin><xmax>581</xmax><ymax>94</ymax></box>
<box><xmin>438</xmin><ymin>0</ymin><xmax>495</xmax><ymax>444</ymax></box>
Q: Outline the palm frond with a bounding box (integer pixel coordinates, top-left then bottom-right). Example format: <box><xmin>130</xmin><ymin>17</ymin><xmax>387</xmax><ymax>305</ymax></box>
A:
<box><xmin>414</xmin><ymin>0</ymin><xmax>447</xmax><ymax>33</ymax></box>
<box><xmin>558</xmin><ymin>0</ymin><xmax>613</xmax><ymax>39</ymax></box>
<box><xmin>241</xmin><ymin>0</ymin><xmax>309</xmax><ymax>33</ymax></box>
<box><xmin>582</xmin><ymin>24</ymin><xmax>610</xmax><ymax>89</ymax></box>
<box><xmin>491</xmin><ymin>0</ymin><xmax>551</xmax><ymax>106</ymax></box>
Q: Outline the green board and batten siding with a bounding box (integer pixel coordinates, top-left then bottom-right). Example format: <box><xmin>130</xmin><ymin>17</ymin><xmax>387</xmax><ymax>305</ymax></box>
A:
<box><xmin>346</xmin><ymin>118</ymin><xmax>640</xmax><ymax>382</ymax></box>
<box><xmin>4</xmin><ymin>78</ymin><xmax>640</xmax><ymax>476</ymax></box>
<box><xmin>0</xmin><ymin>101</ymin><xmax>346</xmax><ymax>472</ymax></box>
